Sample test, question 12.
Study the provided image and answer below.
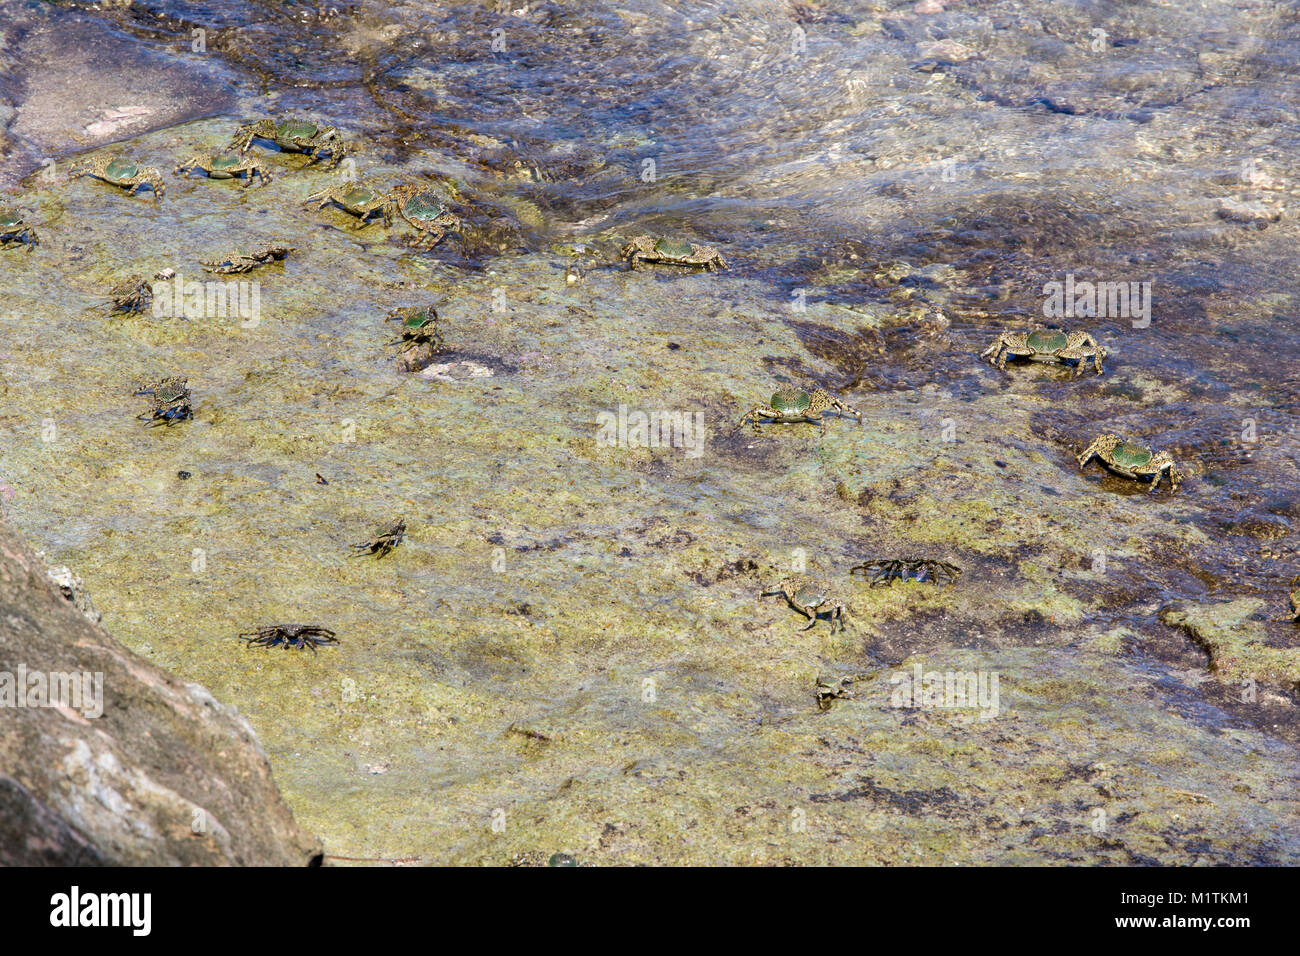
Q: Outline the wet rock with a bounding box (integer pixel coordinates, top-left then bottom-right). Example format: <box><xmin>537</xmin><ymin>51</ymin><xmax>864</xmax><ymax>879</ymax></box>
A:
<box><xmin>916</xmin><ymin>39</ymin><xmax>979</xmax><ymax>64</ymax></box>
<box><xmin>0</xmin><ymin>516</ymin><xmax>321</xmax><ymax>865</ymax></box>
<box><xmin>1216</xmin><ymin>197</ymin><xmax>1283</xmax><ymax>227</ymax></box>
<box><xmin>395</xmin><ymin>341</ymin><xmax>444</xmax><ymax>374</ymax></box>
<box><xmin>1160</xmin><ymin>600</ymin><xmax>1300</xmax><ymax>689</ymax></box>
<box><xmin>419</xmin><ymin>358</ymin><xmax>496</xmax><ymax>382</ymax></box>
<box><xmin>0</xmin><ymin>8</ymin><xmax>235</xmax><ymax>185</ymax></box>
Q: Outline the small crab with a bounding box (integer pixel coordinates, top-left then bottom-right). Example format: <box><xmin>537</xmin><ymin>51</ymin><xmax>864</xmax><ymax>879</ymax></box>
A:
<box><xmin>174</xmin><ymin>150</ymin><xmax>272</xmax><ymax>187</ymax></box>
<box><xmin>815</xmin><ymin>673</ymin><xmax>873</xmax><ymax>711</ymax></box>
<box><xmin>1289</xmin><ymin>577</ymin><xmax>1300</xmax><ymax>622</ymax></box>
<box><xmin>351</xmin><ymin>518</ymin><xmax>406</xmax><ymax>558</ymax></box>
<box><xmin>135</xmin><ymin>377</ymin><xmax>192</xmax><ymax>427</ymax></box>
<box><xmin>80</xmin><ymin>156</ymin><xmax>165</xmax><ymax>201</ymax></box>
<box><xmin>229</xmin><ymin>118</ymin><xmax>347</xmax><ymax>168</ymax></box>
<box><xmin>105</xmin><ymin>275</ymin><xmax>154</xmax><ymax>315</ymax></box>
<box><xmin>980</xmin><ymin>326</ymin><xmax>1106</xmax><ymax>376</ymax></box>
<box><xmin>305</xmin><ymin>182</ymin><xmax>395</xmax><ymax>228</ymax></box>
<box><xmin>1078</xmin><ymin>433</ymin><xmax>1183</xmax><ymax>493</ymax></box>
<box><xmin>239</xmin><ymin>624</ymin><xmax>339</xmax><ymax>652</ymax></box>
<box><xmin>620</xmin><ymin>236</ymin><xmax>726</xmax><ymax>271</ymax></box>
<box><xmin>739</xmin><ymin>387</ymin><xmax>861</xmax><ymax>436</ymax></box>
<box><xmin>0</xmin><ymin>205</ymin><xmax>39</xmax><ymax>250</ymax></box>
<box><xmin>762</xmin><ymin>576</ymin><xmax>850</xmax><ymax>633</ymax></box>
<box><xmin>201</xmin><ymin>244</ymin><xmax>294</xmax><ymax>275</ymax></box>
<box><xmin>390</xmin><ymin>185</ymin><xmax>461</xmax><ymax>250</ymax></box>
<box><xmin>386</xmin><ymin>306</ymin><xmax>445</xmax><ymax>352</ymax></box>
<box><xmin>850</xmin><ymin>558</ymin><xmax>962</xmax><ymax>588</ymax></box>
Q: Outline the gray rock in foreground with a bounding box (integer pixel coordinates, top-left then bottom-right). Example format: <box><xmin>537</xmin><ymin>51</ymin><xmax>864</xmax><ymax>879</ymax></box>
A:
<box><xmin>0</xmin><ymin>517</ymin><xmax>321</xmax><ymax>866</ymax></box>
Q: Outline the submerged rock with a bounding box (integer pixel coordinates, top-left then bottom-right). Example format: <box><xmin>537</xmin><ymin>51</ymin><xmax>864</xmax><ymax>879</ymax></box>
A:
<box><xmin>0</xmin><ymin>516</ymin><xmax>321</xmax><ymax>866</ymax></box>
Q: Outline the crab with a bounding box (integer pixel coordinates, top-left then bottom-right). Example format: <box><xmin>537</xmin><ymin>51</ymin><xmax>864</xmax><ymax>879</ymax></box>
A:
<box><xmin>762</xmin><ymin>576</ymin><xmax>850</xmax><ymax>633</ymax></box>
<box><xmin>390</xmin><ymin>185</ymin><xmax>461</xmax><ymax>250</ymax></box>
<box><xmin>106</xmin><ymin>275</ymin><xmax>154</xmax><ymax>315</ymax></box>
<box><xmin>229</xmin><ymin>118</ymin><xmax>347</xmax><ymax>168</ymax></box>
<box><xmin>305</xmin><ymin>182</ymin><xmax>395</xmax><ymax>228</ymax></box>
<box><xmin>1078</xmin><ymin>434</ymin><xmax>1183</xmax><ymax>493</ymax></box>
<box><xmin>850</xmin><ymin>558</ymin><xmax>961</xmax><ymax>588</ymax></box>
<box><xmin>201</xmin><ymin>244</ymin><xmax>294</xmax><ymax>275</ymax></box>
<box><xmin>1288</xmin><ymin>576</ymin><xmax>1300</xmax><ymax>623</ymax></box>
<box><xmin>386</xmin><ymin>306</ymin><xmax>444</xmax><ymax>353</ymax></box>
<box><xmin>0</xmin><ymin>206</ymin><xmax>39</xmax><ymax>250</ymax></box>
<box><xmin>134</xmin><ymin>377</ymin><xmax>192</xmax><ymax>427</ymax></box>
<box><xmin>815</xmin><ymin>673</ymin><xmax>873</xmax><ymax>711</ymax></box>
<box><xmin>351</xmin><ymin>518</ymin><xmax>406</xmax><ymax>558</ymax></box>
<box><xmin>239</xmin><ymin>624</ymin><xmax>339</xmax><ymax>652</ymax></box>
<box><xmin>739</xmin><ymin>387</ymin><xmax>861</xmax><ymax>436</ymax></box>
<box><xmin>980</xmin><ymin>326</ymin><xmax>1106</xmax><ymax>376</ymax></box>
<box><xmin>79</xmin><ymin>156</ymin><xmax>165</xmax><ymax>201</ymax></box>
<box><xmin>174</xmin><ymin>150</ymin><xmax>272</xmax><ymax>187</ymax></box>
<box><xmin>620</xmin><ymin>236</ymin><xmax>726</xmax><ymax>271</ymax></box>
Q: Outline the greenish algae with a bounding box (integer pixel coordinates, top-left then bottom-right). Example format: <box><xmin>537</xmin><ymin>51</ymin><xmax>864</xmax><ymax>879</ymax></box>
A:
<box><xmin>1</xmin><ymin>118</ymin><xmax>1298</xmax><ymax>865</ymax></box>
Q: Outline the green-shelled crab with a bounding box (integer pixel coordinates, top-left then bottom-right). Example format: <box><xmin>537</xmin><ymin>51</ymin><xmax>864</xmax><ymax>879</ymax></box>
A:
<box><xmin>0</xmin><ymin>206</ymin><xmax>39</xmax><ymax>250</ymax></box>
<box><xmin>80</xmin><ymin>156</ymin><xmax>165</xmax><ymax>201</ymax></box>
<box><xmin>229</xmin><ymin>118</ymin><xmax>347</xmax><ymax>168</ymax></box>
<box><xmin>620</xmin><ymin>236</ymin><xmax>726</xmax><ymax>271</ymax></box>
<box><xmin>386</xmin><ymin>306</ymin><xmax>444</xmax><ymax>353</ymax></box>
<box><xmin>135</xmin><ymin>377</ymin><xmax>192</xmax><ymax>427</ymax></box>
<box><xmin>980</xmin><ymin>326</ymin><xmax>1106</xmax><ymax>376</ymax></box>
<box><xmin>762</xmin><ymin>576</ymin><xmax>850</xmax><ymax>633</ymax></box>
<box><xmin>739</xmin><ymin>387</ymin><xmax>861</xmax><ymax>436</ymax></box>
<box><xmin>201</xmin><ymin>244</ymin><xmax>294</xmax><ymax>275</ymax></box>
<box><xmin>174</xmin><ymin>151</ymin><xmax>272</xmax><ymax>187</ymax></box>
<box><xmin>305</xmin><ymin>182</ymin><xmax>395</xmax><ymax>228</ymax></box>
<box><xmin>1078</xmin><ymin>433</ymin><xmax>1183</xmax><ymax>493</ymax></box>
<box><xmin>390</xmin><ymin>185</ymin><xmax>461</xmax><ymax>250</ymax></box>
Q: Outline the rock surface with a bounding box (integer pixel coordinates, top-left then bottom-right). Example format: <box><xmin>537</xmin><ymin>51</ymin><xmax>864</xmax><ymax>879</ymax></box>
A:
<box><xmin>4</xmin><ymin>0</ymin><xmax>1300</xmax><ymax>865</ymax></box>
<box><xmin>0</xmin><ymin>516</ymin><xmax>321</xmax><ymax>866</ymax></box>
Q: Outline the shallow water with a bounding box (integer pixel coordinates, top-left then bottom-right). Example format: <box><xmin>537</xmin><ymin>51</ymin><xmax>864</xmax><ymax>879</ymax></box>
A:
<box><xmin>2</xmin><ymin>0</ymin><xmax>1299</xmax><ymax>863</ymax></box>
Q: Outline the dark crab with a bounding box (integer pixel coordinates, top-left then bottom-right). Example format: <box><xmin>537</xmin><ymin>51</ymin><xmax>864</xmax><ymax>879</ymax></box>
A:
<box><xmin>134</xmin><ymin>377</ymin><xmax>192</xmax><ymax>427</ymax></box>
<box><xmin>105</xmin><ymin>275</ymin><xmax>154</xmax><ymax>315</ymax></box>
<box><xmin>0</xmin><ymin>205</ymin><xmax>39</xmax><ymax>250</ymax></box>
<box><xmin>201</xmin><ymin>244</ymin><xmax>294</xmax><ymax>275</ymax></box>
<box><xmin>351</xmin><ymin>518</ymin><xmax>406</xmax><ymax>558</ymax></box>
<box><xmin>850</xmin><ymin>558</ymin><xmax>962</xmax><ymax>588</ymax></box>
<box><xmin>239</xmin><ymin>624</ymin><xmax>339</xmax><ymax>652</ymax></box>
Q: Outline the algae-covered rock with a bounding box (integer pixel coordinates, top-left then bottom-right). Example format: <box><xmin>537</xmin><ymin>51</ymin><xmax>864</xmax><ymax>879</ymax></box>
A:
<box><xmin>1160</xmin><ymin>600</ymin><xmax>1300</xmax><ymax>689</ymax></box>
<box><xmin>0</xmin><ymin>515</ymin><xmax>321</xmax><ymax>865</ymax></box>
